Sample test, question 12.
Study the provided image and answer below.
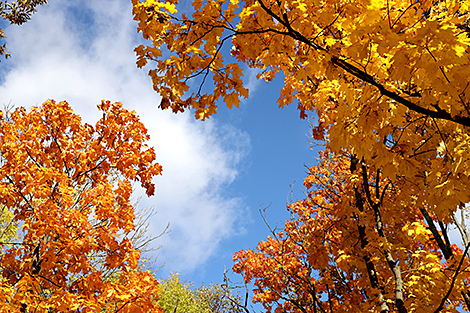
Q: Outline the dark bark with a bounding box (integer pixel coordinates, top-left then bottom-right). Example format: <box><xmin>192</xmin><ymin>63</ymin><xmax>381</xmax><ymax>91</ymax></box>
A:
<box><xmin>355</xmin><ymin>186</ymin><xmax>390</xmax><ymax>313</ymax></box>
<box><xmin>434</xmin><ymin>244</ymin><xmax>470</xmax><ymax>312</ymax></box>
<box><xmin>420</xmin><ymin>208</ymin><xmax>453</xmax><ymax>260</ymax></box>
<box><xmin>31</xmin><ymin>242</ymin><xmax>42</xmax><ymax>275</ymax></box>
<box><xmin>361</xmin><ymin>165</ymin><xmax>407</xmax><ymax>313</ymax></box>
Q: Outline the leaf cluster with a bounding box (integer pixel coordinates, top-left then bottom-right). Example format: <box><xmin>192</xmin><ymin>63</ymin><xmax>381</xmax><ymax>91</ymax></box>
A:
<box><xmin>0</xmin><ymin>0</ymin><xmax>48</xmax><ymax>25</ymax></box>
<box><xmin>157</xmin><ymin>272</ymin><xmax>245</xmax><ymax>313</ymax></box>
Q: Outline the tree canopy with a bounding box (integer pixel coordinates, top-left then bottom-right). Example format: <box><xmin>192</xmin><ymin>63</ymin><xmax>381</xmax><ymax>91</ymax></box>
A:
<box><xmin>234</xmin><ymin>150</ymin><xmax>470</xmax><ymax>312</ymax></box>
<box><xmin>1</xmin><ymin>0</ymin><xmax>470</xmax><ymax>311</ymax></box>
<box><xmin>0</xmin><ymin>100</ymin><xmax>162</xmax><ymax>312</ymax></box>
<box><xmin>132</xmin><ymin>0</ymin><xmax>470</xmax><ymax>312</ymax></box>
<box><xmin>132</xmin><ymin>0</ymin><xmax>470</xmax><ymax>216</ymax></box>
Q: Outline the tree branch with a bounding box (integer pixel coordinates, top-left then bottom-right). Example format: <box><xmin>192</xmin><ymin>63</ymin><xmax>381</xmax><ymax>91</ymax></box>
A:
<box><xmin>255</xmin><ymin>0</ymin><xmax>470</xmax><ymax>127</ymax></box>
<box><xmin>433</xmin><ymin>243</ymin><xmax>470</xmax><ymax>313</ymax></box>
<box><xmin>330</xmin><ymin>57</ymin><xmax>470</xmax><ymax>127</ymax></box>
<box><xmin>360</xmin><ymin>164</ymin><xmax>407</xmax><ymax>313</ymax></box>
<box><xmin>354</xmin><ymin>186</ymin><xmax>390</xmax><ymax>313</ymax></box>
<box><xmin>420</xmin><ymin>207</ymin><xmax>453</xmax><ymax>260</ymax></box>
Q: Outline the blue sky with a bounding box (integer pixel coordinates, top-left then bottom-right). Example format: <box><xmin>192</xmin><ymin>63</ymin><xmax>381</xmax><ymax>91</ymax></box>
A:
<box><xmin>0</xmin><ymin>0</ymin><xmax>319</xmax><ymax>289</ymax></box>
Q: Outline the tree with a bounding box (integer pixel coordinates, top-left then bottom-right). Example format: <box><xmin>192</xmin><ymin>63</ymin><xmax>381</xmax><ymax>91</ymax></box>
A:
<box><xmin>132</xmin><ymin>2</ymin><xmax>470</xmax><ymax>309</ymax></box>
<box><xmin>0</xmin><ymin>0</ymin><xmax>49</xmax><ymax>58</ymax></box>
<box><xmin>233</xmin><ymin>150</ymin><xmax>470</xmax><ymax>313</ymax></box>
<box><xmin>132</xmin><ymin>0</ymin><xmax>470</xmax><ymax>218</ymax></box>
<box><xmin>157</xmin><ymin>272</ymin><xmax>245</xmax><ymax>313</ymax></box>
<box><xmin>0</xmin><ymin>100</ymin><xmax>163</xmax><ymax>312</ymax></box>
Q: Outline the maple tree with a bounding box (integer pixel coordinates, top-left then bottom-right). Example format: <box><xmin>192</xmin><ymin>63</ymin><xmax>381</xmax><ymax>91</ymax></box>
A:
<box><xmin>234</xmin><ymin>150</ymin><xmax>470</xmax><ymax>313</ymax></box>
<box><xmin>132</xmin><ymin>1</ymin><xmax>470</xmax><ymax>310</ymax></box>
<box><xmin>0</xmin><ymin>100</ymin><xmax>163</xmax><ymax>312</ymax></box>
<box><xmin>132</xmin><ymin>0</ymin><xmax>470</xmax><ymax>215</ymax></box>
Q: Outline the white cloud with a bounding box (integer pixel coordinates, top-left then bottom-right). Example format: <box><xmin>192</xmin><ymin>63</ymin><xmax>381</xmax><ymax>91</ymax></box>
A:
<box><xmin>244</xmin><ymin>67</ymin><xmax>263</xmax><ymax>96</ymax></box>
<box><xmin>0</xmin><ymin>0</ymin><xmax>250</xmax><ymax>274</ymax></box>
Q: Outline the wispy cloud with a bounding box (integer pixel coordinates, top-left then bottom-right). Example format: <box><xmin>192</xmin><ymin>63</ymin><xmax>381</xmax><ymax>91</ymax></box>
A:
<box><xmin>0</xmin><ymin>0</ymin><xmax>250</xmax><ymax>275</ymax></box>
<box><xmin>244</xmin><ymin>67</ymin><xmax>263</xmax><ymax>97</ymax></box>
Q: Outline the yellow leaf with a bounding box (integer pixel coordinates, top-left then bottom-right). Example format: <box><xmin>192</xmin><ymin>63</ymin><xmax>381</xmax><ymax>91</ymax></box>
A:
<box><xmin>224</xmin><ymin>92</ymin><xmax>240</xmax><ymax>110</ymax></box>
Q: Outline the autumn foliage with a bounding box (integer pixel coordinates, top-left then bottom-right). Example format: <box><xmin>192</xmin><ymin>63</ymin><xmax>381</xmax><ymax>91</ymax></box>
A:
<box><xmin>0</xmin><ymin>0</ymin><xmax>463</xmax><ymax>312</ymax></box>
<box><xmin>133</xmin><ymin>0</ymin><xmax>470</xmax><ymax>216</ymax></box>
<box><xmin>133</xmin><ymin>1</ymin><xmax>470</xmax><ymax>311</ymax></box>
<box><xmin>0</xmin><ymin>100</ymin><xmax>162</xmax><ymax>312</ymax></box>
<box><xmin>234</xmin><ymin>150</ymin><xmax>470</xmax><ymax>312</ymax></box>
